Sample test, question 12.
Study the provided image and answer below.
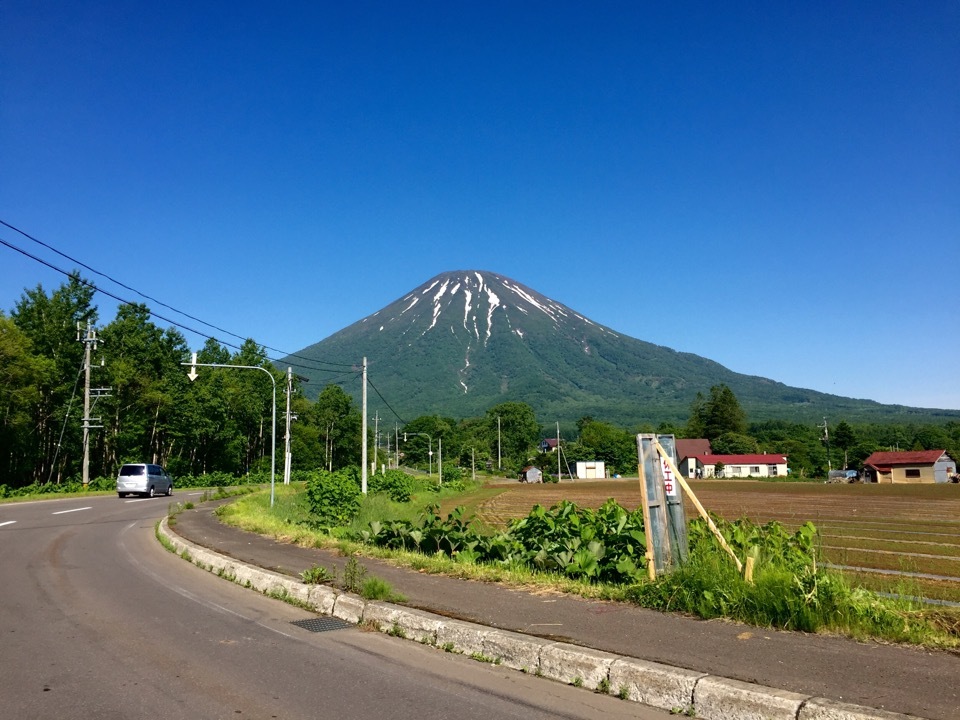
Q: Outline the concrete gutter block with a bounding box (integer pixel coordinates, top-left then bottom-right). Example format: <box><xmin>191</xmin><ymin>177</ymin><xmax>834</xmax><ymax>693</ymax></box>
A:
<box><xmin>800</xmin><ymin>697</ymin><xmax>922</xmax><ymax>720</ymax></box>
<box><xmin>695</xmin><ymin>675</ymin><xmax>807</xmax><ymax>720</ymax></box>
<box><xmin>232</xmin><ymin>564</ymin><xmax>259</xmax><ymax>588</ymax></box>
<box><xmin>608</xmin><ymin>657</ymin><xmax>704</xmax><ymax>711</ymax></box>
<box><xmin>363</xmin><ymin>602</ymin><xmax>402</xmax><ymax>632</ymax></box>
<box><xmin>277</xmin><ymin>577</ymin><xmax>311</xmax><ymax>605</ymax></box>
<box><xmin>483</xmin><ymin>629</ymin><xmax>549</xmax><ymax>672</ymax></box>
<box><xmin>332</xmin><ymin>593</ymin><xmax>365</xmax><ymax>624</ymax></box>
<box><xmin>436</xmin><ymin>619</ymin><xmax>488</xmax><ymax>656</ymax></box>
<box><xmin>308</xmin><ymin>585</ymin><xmax>338</xmax><ymax>614</ymax></box>
<box><xmin>539</xmin><ymin>642</ymin><xmax>618</xmax><ymax>690</ymax></box>
<box><xmin>391</xmin><ymin>607</ymin><xmax>443</xmax><ymax>644</ymax></box>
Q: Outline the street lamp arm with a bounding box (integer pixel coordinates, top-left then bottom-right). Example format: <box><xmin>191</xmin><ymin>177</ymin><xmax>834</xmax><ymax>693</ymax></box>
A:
<box><xmin>182</xmin><ymin>360</ymin><xmax>277</xmax><ymax>507</ymax></box>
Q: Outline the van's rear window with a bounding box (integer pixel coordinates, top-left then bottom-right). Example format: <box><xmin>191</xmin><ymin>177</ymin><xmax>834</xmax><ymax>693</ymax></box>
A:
<box><xmin>120</xmin><ymin>465</ymin><xmax>145</xmax><ymax>476</ymax></box>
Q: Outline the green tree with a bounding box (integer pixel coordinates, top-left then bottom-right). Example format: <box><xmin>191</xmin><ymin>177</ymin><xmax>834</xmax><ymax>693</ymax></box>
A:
<box><xmin>832</xmin><ymin>421</ymin><xmax>857</xmax><ymax>470</ymax></box>
<box><xmin>11</xmin><ymin>274</ymin><xmax>97</xmax><ymax>484</ymax></box>
<box><xmin>685</xmin><ymin>392</ymin><xmax>706</xmax><ymax>438</ymax></box>
<box><xmin>702</xmin><ymin>385</ymin><xmax>747</xmax><ymax>440</ymax></box>
<box><xmin>487</xmin><ymin>402</ymin><xmax>539</xmax><ymax>471</ymax></box>
<box><xmin>99</xmin><ymin>304</ymin><xmax>191</xmax><ymax>474</ymax></box>
<box><xmin>711</xmin><ymin>432</ymin><xmax>759</xmax><ymax>455</ymax></box>
<box><xmin>572</xmin><ymin>419</ymin><xmax>635</xmax><ymax>474</ymax></box>
<box><xmin>177</xmin><ymin>338</ymin><xmax>241</xmax><ymax>475</ymax></box>
<box><xmin>0</xmin><ymin>314</ymin><xmax>46</xmax><ymax>484</ymax></box>
<box><xmin>310</xmin><ymin>384</ymin><xmax>358</xmax><ymax>471</ymax></box>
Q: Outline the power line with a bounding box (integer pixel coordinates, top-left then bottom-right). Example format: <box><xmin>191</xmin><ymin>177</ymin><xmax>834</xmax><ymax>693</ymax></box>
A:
<box><xmin>0</xmin><ymin>225</ymin><xmax>353</xmax><ymax>371</ymax></box>
<box><xmin>367</xmin><ymin>376</ymin><xmax>408</xmax><ymax>425</ymax></box>
<box><xmin>0</xmin><ymin>220</ymin><xmax>352</xmax><ymax>369</ymax></box>
<box><xmin>0</xmin><ymin>234</ymin><xmax>347</xmax><ymax>376</ymax></box>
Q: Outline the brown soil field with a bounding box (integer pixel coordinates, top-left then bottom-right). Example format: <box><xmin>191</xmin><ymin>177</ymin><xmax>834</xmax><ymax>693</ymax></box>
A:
<box><xmin>465</xmin><ymin>479</ymin><xmax>960</xmax><ymax>602</ymax></box>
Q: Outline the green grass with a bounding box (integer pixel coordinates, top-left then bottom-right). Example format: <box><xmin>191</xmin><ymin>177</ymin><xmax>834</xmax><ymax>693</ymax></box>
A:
<box><xmin>213</xmin><ymin>484</ymin><xmax>960</xmax><ymax>649</ymax></box>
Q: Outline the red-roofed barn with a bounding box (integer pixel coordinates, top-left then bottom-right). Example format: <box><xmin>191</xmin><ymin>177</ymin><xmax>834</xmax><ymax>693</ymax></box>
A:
<box><xmin>862</xmin><ymin>450</ymin><xmax>957</xmax><ymax>484</ymax></box>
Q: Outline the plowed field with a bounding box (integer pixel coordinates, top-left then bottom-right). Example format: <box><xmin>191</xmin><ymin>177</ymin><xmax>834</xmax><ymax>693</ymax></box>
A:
<box><xmin>468</xmin><ymin>480</ymin><xmax>960</xmax><ymax>602</ymax></box>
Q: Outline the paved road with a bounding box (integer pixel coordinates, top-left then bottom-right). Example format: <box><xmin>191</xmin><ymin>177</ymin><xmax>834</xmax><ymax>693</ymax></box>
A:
<box><xmin>173</xmin><ymin>500</ymin><xmax>960</xmax><ymax>720</ymax></box>
<box><xmin>0</xmin><ymin>494</ymin><xmax>671</xmax><ymax>720</ymax></box>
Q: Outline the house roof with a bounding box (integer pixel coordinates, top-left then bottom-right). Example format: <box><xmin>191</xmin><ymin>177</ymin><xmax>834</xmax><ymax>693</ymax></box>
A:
<box><xmin>863</xmin><ymin>450</ymin><xmax>947</xmax><ymax>469</ymax></box>
<box><xmin>676</xmin><ymin>439</ymin><xmax>712</xmax><ymax>460</ymax></box>
<box><xmin>696</xmin><ymin>454</ymin><xmax>788</xmax><ymax>465</ymax></box>
<box><xmin>539</xmin><ymin>438</ymin><xmax>558</xmax><ymax>449</ymax></box>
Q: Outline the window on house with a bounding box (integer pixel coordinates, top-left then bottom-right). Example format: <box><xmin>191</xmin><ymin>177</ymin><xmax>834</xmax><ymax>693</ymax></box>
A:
<box><xmin>905</xmin><ymin>468</ymin><xmax>921</xmax><ymax>478</ymax></box>
<box><xmin>750</xmin><ymin>466</ymin><xmax>760</xmax><ymax>474</ymax></box>
<box><xmin>731</xmin><ymin>466</ymin><xmax>742</xmax><ymax>475</ymax></box>
<box><xmin>768</xmin><ymin>465</ymin><xmax>778</xmax><ymax>476</ymax></box>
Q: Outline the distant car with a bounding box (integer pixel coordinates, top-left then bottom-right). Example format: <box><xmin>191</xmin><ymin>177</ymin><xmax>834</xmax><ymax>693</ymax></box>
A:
<box><xmin>117</xmin><ymin>463</ymin><xmax>173</xmax><ymax>498</ymax></box>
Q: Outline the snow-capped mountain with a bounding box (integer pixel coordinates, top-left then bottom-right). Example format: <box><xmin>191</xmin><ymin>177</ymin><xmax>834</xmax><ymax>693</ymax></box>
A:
<box><xmin>284</xmin><ymin>270</ymin><xmax>905</xmax><ymax>425</ymax></box>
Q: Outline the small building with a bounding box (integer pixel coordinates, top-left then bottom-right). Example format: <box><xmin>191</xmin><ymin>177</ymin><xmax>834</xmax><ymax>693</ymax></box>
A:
<box><xmin>574</xmin><ymin>461</ymin><xmax>606</xmax><ymax>479</ymax></box>
<box><xmin>676</xmin><ymin>439</ymin><xmax>713</xmax><ymax>478</ymax></box>
<box><xmin>685</xmin><ymin>454</ymin><xmax>789</xmax><ymax>479</ymax></box>
<box><xmin>676</xmin><ymin>439</ymin><xmax>712</xmax><ymax>463</ymax></box>
<box><xmin>538</xmin><ymin>438</ymin><xmax>559</xmax><ymax>453</ymax></box>
<box><xmin>519</xmin><ymin>466</ymin><xmax>543</xmax><ymax>483</ymax></box>
<box><xmin>862</xmin><ymin>450</ymin><xmax>957</xmax><ymax>484</ymax></box>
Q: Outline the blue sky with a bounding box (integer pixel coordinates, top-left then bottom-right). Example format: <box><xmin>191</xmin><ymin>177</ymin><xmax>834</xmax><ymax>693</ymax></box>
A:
<box><xmin>2</xmin><ymin>2</ymin><xmax>958</xmax><ymax>410</ymax></box>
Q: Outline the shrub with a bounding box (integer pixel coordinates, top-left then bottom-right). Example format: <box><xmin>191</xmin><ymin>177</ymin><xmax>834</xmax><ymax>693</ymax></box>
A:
<box><xmin>305</xmin><ymin>468</ymin><xmax>362</xmax><ymax>526</ymax></box>
<box><xmin>368</xmin><ymin>469</ymin><xmax>417</xmax><ymax>502</ymax></box>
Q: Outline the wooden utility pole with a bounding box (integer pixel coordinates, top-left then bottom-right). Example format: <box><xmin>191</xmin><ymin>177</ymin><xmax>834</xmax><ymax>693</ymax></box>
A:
<box><xmin>79</xmin><ymin>323</ymin><xmax>109</xmax><ymax>487</ymax></box>
<box><xmin>361</xmin><ymin>357</ymin><xmax>368</xmax><ymax>494</ymax></box>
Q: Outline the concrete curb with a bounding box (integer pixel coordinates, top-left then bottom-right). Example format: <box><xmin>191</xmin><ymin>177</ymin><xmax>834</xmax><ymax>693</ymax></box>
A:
<box><xmin>158</xmin><ymin>517</ymin><xmax>927</xmax><ymax>720</ymax></box>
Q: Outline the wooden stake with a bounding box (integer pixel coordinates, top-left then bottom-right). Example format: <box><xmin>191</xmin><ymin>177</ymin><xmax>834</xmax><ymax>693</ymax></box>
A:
<box><xmin>654</xmin><ymin>440</ymin><xmax>743</xmax><ymax>574</ymax></box>
<box><xmin>637</xmin><ymin>462</ymin><xmax>657</xmax><ymax>580</ymax></box>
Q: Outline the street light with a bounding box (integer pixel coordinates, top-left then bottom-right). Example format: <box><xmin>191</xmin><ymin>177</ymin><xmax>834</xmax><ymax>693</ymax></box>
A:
<box><xmin>403</xmin><ymin>432</ymin><xmax>433</xmax><ymax>477</ymax></box>
<box><xmin>184</xmin><ymin>354</ymin><xmax>277</xmax><ymax>507</ymax></box>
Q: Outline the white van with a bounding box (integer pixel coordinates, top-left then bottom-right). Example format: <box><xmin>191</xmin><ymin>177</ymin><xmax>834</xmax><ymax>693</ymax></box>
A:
<box><xmin>117</xmin><ymin>463</ymin><xmax>173</xmax><ymax>498</ymax></box>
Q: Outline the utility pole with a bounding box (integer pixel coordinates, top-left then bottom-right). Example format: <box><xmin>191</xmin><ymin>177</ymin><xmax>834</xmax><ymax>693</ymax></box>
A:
<box><xmin>283</xmin><ymin>368</ymin><xmax>292</xmax><ymax>485</ymax></box>
<box><xmin>283</xmin><ymin>368</ymin><xmax>306</xmax><ymax>485</ymax></box>
<box><xmin>361</xmin><ymin>357</ymin><xmax>368</xmax><ymax>494</ymax></box>
<box><xmin>373</xmin><ymin>411</ymin><xmax>379</xmax><ymax>475</ymax></box>
<box><xmin>818</xmin><ymin>417</ymin><xmax>832</xmax><ymax>473</ymax></box>
<box><xmin>79</xmin><ymin>323</ymin><xmax>109</xmax><ymax>487</ymax></box>
<box><xmin>438</xmin><ymin>437</ymin><xmax>442</xmax><ymax>485</ymax></box>
<box><xmin>557</xmin><ymin>421</ymin><xmax>561</xmax><ymax>481</ymax></box>
<box><xmin>497</xmin><ymin>415</ymin><xmax>502</xmax><ymax>472</ymax></box>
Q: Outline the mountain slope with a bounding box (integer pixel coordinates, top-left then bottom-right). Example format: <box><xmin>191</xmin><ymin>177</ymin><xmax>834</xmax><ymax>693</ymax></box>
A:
<box><xmin>285</xmin><ymin>271</ymin><xmax>957</xmax><ymax>425</ymax></box>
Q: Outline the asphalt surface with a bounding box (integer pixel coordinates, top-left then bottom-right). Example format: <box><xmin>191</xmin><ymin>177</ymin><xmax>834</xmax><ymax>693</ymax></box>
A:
<box><xmin>172</xmin><ymin>501</ymin><xmax>960</xmax><ymax>720</ymax></box>
<box><xmin>1</xmin><ymin>494</ymin><xmax>671</xmax><ymax>720</ymax></box>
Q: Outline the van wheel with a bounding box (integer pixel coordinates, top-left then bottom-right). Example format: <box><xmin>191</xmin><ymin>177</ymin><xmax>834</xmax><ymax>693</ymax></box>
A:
<box><xmin>118</xmin><ymin>492</ymin><xmax>125</xmax><ymax>498</ymax></box>
<box><xmin>148</xmin><ymin>486</ymin><xmax>155</xmax><ymax>498</ymax></box>
<box><xmin>166</xmin><ymin>485</ymin><xmax>173</xmax><ymax>496</ymax></box>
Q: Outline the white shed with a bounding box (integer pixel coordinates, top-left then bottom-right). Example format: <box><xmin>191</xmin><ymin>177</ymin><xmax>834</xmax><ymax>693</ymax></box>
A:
<box><xmin>575</xmin><ymin>461</ymin><xmax>606</xmax><ymax>479</ymax></box>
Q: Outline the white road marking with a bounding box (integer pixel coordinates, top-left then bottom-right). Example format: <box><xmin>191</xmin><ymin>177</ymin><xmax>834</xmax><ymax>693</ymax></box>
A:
<box><xmin>0</xmin><ymin>520</ymin><xmax>16</xmax><ymax>527</ymax></box>
<box><xmin>52</xmin><ymin>506</ymin><xmax>92</xmax><ymax>515</ymax></box>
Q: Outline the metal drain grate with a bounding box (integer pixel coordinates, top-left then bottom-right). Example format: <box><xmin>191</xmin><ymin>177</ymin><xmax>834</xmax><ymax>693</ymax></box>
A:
<box><xmin>291</xmin><ymin>616</ymin><xmax>353</xmax><ymax>633</ymax></box>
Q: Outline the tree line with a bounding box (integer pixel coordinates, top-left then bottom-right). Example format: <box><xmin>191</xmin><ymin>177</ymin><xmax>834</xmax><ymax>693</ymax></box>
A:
<box><xmin>2</xmin><ymin>276</ymin><xmax>957</xmax><ymax>488</ymax></box>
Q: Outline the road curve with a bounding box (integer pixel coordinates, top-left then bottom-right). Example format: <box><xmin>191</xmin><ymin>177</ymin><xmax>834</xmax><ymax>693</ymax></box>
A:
<box><xmin>0</xmin><ymin>493</ymin><xmax>671</xmax><ymax>720</ymax></box>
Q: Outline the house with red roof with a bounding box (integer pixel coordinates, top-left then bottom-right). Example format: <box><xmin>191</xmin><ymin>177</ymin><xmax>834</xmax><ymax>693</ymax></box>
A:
<box><xmin>675</xmin><ymin>439</ymin><xmax>712</xmax><ymax>463</ymax></box>
<box><xmin>862</xmin><ymin>450</ymin><xmax>957</xmax><ymax>484</ymax></box>
<box><xmin>680</xmin><ymin>453</ymin><xmax>788</xmax><ymax>479</ymax></box>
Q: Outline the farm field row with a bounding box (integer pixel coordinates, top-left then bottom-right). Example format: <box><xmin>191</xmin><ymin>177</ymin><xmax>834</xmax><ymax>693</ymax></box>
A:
<box><xmin>464</xmin><ymin>479</ymin><xmax>960</xmax><ymax>603</ymax></box>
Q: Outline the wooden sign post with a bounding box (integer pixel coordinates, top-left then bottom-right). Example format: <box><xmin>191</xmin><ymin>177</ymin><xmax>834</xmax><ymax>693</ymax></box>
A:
<box><xmin>637</xmin><ymin>434</ymin><xmax>689</xmax><ymax>576</ymax></box>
